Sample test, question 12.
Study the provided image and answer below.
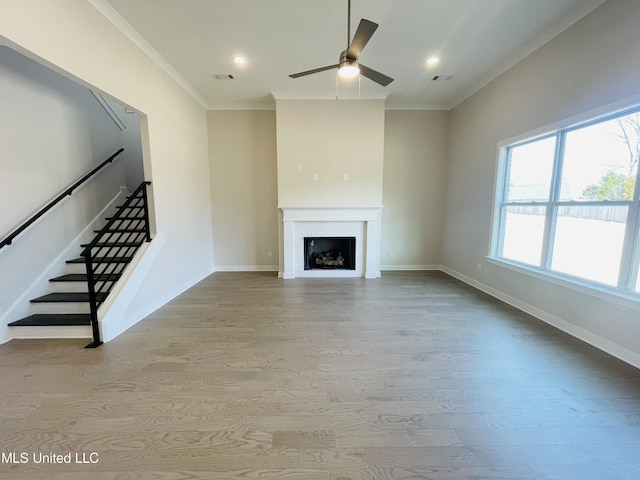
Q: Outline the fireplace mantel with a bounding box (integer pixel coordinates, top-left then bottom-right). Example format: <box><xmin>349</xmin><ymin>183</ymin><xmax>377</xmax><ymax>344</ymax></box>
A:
<box><xmin>279</xmin><ymin>206</ymin><xmax>382</xmax><ymax>279</ymax></box>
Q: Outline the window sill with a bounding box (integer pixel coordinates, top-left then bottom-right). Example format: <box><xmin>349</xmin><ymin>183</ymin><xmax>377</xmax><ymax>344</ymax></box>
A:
<box><xmin>486</xmin><ymin>257</ymin><xmax>640</xmax><ymax>312</ymax></box>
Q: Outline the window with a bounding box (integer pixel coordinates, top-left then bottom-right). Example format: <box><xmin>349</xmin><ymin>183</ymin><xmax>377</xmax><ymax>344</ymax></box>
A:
<box><xmin>492</xmin><ymin>108</ymin><xmax>640</xmax><ymax>295</ymax></box>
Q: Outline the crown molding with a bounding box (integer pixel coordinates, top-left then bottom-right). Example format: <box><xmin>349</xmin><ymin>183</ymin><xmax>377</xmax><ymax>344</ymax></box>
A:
<box><xmin>87</xmin><ymin>0</ymin><xmax>209</xmax><ymax>109</ymax></box>
<box><xmin>209</xmin><ymin>102</ymin><xmax>276</xmax><ymax>111</ymax></box>
<box><xmin>270</xmin><ymin>91</ymin><xmax>389</xmax><ymax>101</ymax></box>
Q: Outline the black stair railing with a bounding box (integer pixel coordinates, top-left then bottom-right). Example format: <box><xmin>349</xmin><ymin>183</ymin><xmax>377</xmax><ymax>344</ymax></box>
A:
<box><xmin>0</xmin><ymin>148</ymin><xmax>125</xmax><ymax>250</ymax></box>
<box><xmin>82</xmin><ymin>181</ymin><xmax>152</xmax><ymax>348</ymax></box>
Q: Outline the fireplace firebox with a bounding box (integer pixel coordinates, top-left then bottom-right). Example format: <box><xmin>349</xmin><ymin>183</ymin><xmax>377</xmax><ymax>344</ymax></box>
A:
<box><xmin>304</xmin><ymin>237</ymin><xmax>356</xmax><ymax>270</ymax></box>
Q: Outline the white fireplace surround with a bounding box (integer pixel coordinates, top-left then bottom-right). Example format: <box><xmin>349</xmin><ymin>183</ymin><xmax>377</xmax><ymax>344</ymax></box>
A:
<box><xmin>279</xmin><ymin>207</ymin><xmax>382</xmax><ymax>279</ymax></box>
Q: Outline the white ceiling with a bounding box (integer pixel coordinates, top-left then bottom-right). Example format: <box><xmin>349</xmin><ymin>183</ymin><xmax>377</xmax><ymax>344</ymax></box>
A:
<box><xmin>102</xmin><ymin>0</ymin><xmax>607</xmax><ymax>110</ymax></box>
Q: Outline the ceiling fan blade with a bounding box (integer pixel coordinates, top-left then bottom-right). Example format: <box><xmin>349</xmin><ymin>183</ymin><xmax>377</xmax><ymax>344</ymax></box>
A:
<box><xmin>358</xmin><ymin>64</ymin><xmax>394</xmax><ymax>86</ymax></box>
<box><xmin>289</xmin><ymin>65</ymin><xmax>339</xmax><ymax>78</ymax></box>
<box><xmin>346</xmin><ymin>19</ymin><xmax>378</xmax><ymax>59</ymax></box>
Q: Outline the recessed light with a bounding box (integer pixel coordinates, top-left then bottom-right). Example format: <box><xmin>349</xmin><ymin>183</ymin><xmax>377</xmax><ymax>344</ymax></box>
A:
<box><xmin>426</xmin><ymin>56</ymin><xmax>440</xmax><ymax>66</ymax></box>
<box><xmin>233</xmin><ymin>55</ymin><xmax>246</xmax><ymax>65</ymax></box>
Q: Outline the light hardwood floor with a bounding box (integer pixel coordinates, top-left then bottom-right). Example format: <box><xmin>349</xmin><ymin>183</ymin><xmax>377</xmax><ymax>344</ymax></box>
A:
<box><xmin>1</xmin><ymin>271</ymin><xmax>639</xmax><ymax>479</ymax></box>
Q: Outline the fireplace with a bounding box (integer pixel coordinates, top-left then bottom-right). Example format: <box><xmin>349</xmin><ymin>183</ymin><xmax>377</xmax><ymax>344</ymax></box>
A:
<box><xmin>304</xmin><ymin>237</ymin><xmax>356</xmax><ymax>270</ymax></box>
<box><xmin>279</xmin><ymin>207</ymin><xmax>382</xmax><ymax>279</ymax></box>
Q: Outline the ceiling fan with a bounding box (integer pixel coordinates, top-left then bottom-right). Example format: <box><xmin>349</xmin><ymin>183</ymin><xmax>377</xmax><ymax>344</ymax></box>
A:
<box><xmin>289</xmin><ymin>0</ymin><xmax>394</xmax><ymax>87</ymax></box>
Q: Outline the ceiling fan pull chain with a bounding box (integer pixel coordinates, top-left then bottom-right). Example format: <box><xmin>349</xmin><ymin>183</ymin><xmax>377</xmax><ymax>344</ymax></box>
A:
<box><xmin>336</xmin><ymin>71</ymin><xmax>339</xmax><ymax>100</ymax></box>
<box><xmin>358</xmin><ymin>73</ymin><xmax>361</xmax><ymax>101</ymax></box>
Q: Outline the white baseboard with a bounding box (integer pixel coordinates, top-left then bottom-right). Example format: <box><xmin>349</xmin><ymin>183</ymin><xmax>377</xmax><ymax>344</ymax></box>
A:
<box><xmin>216</xmin><ymin>265</ymin><xmax>442</xmax><ymax>278</ymax></box>
<box><xmin>214</xmin><ymin>265</ymin><xmax>279</xmax><ymax>272</ymax></box>
<box><xmin>214</xmin><ymin>264</ymin><xmax>442</xmax><ymax>274</ymax></box>
<box><xmin>440</xmin><ymin>266</ymin><xmax>640</xmax><ymax>370</ymax></box>
<box><xmin>381</xmin><ymin>264</ymin><xmax>442</xmax><ymax>271</ymax></box>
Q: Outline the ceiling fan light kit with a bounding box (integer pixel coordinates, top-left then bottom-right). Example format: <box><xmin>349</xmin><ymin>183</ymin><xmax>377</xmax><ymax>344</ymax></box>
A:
<box><xmin>338</xmin><ymin>57</ymin><xmax>360</xmax><ymax>79</ymax></box>
<box><xmin>289</xmin><ymin>0</ymin><xmax>393</xmax><ymax>87</ymax></box>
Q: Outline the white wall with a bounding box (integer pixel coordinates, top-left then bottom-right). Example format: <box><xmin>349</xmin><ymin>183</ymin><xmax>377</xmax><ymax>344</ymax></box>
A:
<box><xmin>382</xmin><ymin>110</ymin><xmax>448</xmax><ymax>269</ymax></box>
<box><xmin>0</xmin><ymin>0</ymin><xmax>214</xmax><ymax>338</ymax></box>
<box><xmin>443</xmin><ymin>0</ymin><xmax>640</xmax><ymax>365</ymax></box>
<box><xmin>276</xmin><ymin>99</ymin><xmax>385</xmax><ymax>208</ymax></box>
<box><xmin>208</xmin><ymin>110</ymin><xmax>279</xmax><ymax>270</ymax></box>
<box><xmin>0</xmin><ymin>45</ymin><xmax>126</xmax><ymax>342</ymax></box>
<box><xmin>104</xmin><ymin>96</ymin><xmax>145</xmax><ymax>191</ymax></box>
<box><xmin>0</xmin><ymin>47</ymin><xmax>127</xmax><ymax>235</ymax></box>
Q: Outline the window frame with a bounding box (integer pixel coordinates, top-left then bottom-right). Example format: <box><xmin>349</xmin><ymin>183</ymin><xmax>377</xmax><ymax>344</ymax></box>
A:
<box><xmin>490</xmin><ymin>105</ymin><xmax>640</xmax><ymax>300</ymax></box>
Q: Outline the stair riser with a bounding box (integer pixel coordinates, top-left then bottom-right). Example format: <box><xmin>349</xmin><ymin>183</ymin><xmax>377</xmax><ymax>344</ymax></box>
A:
<box><xmin>49</xmin><ymin>282</ymin><xmax>87</xmax><ymax>293</ymax></box>
<box><xmin>66</xmin><ymin>262</ymin><xmax>87</xmax><ymax>275</ymax></box>
<box><xmin>30</xmin><ymin>302</ymin><xmax>91</xmax><ymax>314</ymax></box>
<box><xmin>103</xmin><ymin>221</ymin><xmax>145</xmax><ymax>233</ymax></box>
<box><xmin>94</xmin><ymin>232</ymin><xmax>146</xmax><ymax>243</ymax></box>
<box><xmin>111</xmin><ymin>218</ymin><xmax>144</xmax><ymax>228</ymax></box>
<box><xmin>11</xmin><ymin>325</ymin><xmax>92</xmax><ymax>339</ymax></box>
<box><xmin>88</xmin><ymin>246</ymin><xmax>139</xmax><ymax>258</ymax></box>
<box><xmin>66</xmin><ymin>263</ymin><xmax>131</xmax><ymax>276</ymax></box>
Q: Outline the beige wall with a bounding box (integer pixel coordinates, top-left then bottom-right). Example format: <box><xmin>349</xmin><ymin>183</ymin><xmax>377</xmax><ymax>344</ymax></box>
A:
<box><xmin>208</xmin><ymin>110</ymin><xmax>279</xmax><ymax>269</ymax></box>
<box><xmin>207</xmin><ymin>108</ymin><xmax>448</xmax><ymax>271</ymax></box>
<box><xmin>0</xmin><ymin>0</ymin><xmax>214</xmax><ymax>340</ymax></box>
<box><xmin>443</xmin><ymin>0</ymin><xmax>640</xmax><ymax>364</ymax></box>
<box><xmin>276</xmin><ymin>99</ymin><xmax>385</xmax><ymax>208</ymax></box>
<box><xmin>382</xmin><ymin>110</ymin><xmax>448</xmax><ymax>269</ymax></box>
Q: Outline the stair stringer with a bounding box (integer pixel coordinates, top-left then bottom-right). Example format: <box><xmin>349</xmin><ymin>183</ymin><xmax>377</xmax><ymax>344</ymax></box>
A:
<box><xmin>98</xmin><ymin>231</ymin><xmax>164</xmax><ymax>343</ymax></box>
<box><xmin>1</xmin><ymin>187</ymin><xmax>130</xmax><ymax>342</ymax></box>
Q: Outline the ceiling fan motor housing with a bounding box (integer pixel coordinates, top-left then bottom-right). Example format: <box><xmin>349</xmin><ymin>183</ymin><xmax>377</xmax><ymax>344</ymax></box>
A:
<box><xmin>340</xmin><ymin>50</ymin><xmax>357</xmax><ymax>64</ymax></box>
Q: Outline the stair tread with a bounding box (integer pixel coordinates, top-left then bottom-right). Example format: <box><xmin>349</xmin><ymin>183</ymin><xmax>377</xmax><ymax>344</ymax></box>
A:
<box><xmin>30</xmin><ymin>292</ymin><xmax>108</xmax><ymax>303</ymax></box>
<box><xmin>50</xmin><ymin>273</ymin><xmax>121</xmax><ymax>282</ymax></box>
<box><xmin>93</xmin><ymin>228</ymin><xmax>146</xmax><ymax>233</ymax></box>
<box><xmin>105</xmin><ymin>216</ymin><xmax>144</xmax><ymax>220</ymax></box>
<box><xmin>66</xmin><ymin>256</ymin><xmax>133</xmax><ymax>264</ymax></box>
<box><xmin>8</xmin><ymin>314</ymin><xmax>91</xmax><ymax>327</ymax></box>
<box><xmin>80</xmin><ymin>241</ymin><xmax>143</xmax><ymax>248</ymax></box>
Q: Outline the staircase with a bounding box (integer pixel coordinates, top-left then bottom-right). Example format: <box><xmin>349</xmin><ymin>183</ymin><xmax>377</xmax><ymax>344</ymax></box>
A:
<box><xmin>8</xmin><ymin>182</ymin><xmax>151</xmax><ymax>347</ymax></box>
